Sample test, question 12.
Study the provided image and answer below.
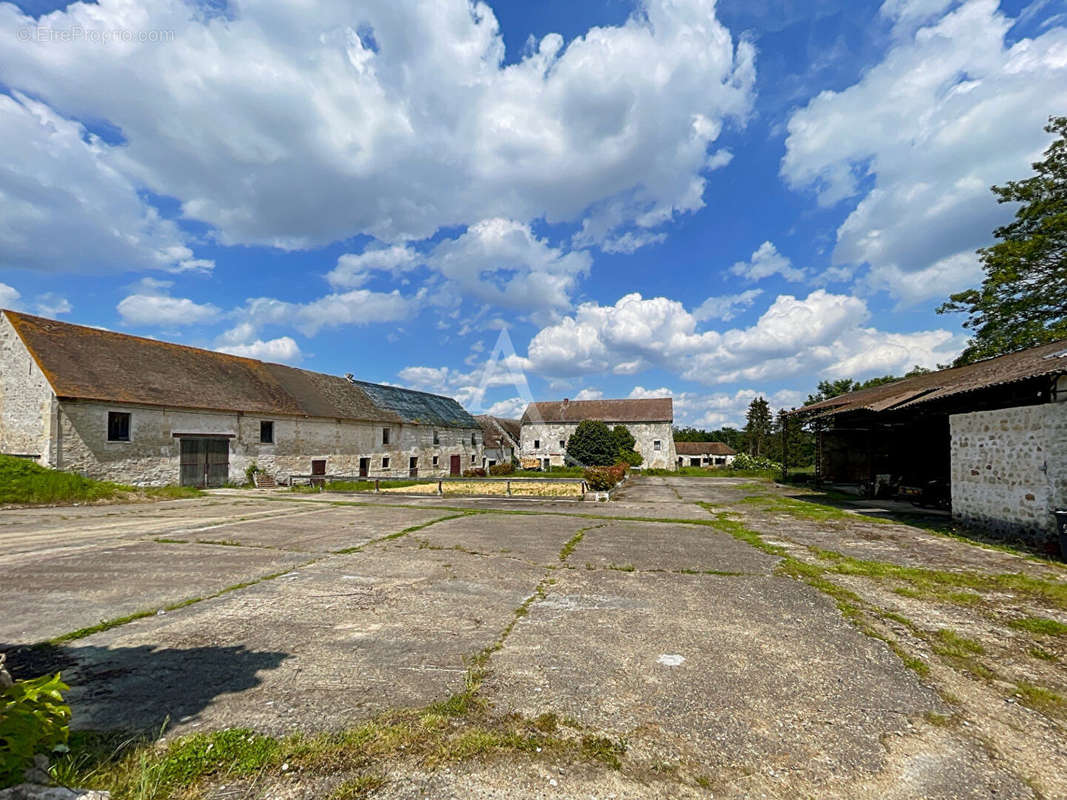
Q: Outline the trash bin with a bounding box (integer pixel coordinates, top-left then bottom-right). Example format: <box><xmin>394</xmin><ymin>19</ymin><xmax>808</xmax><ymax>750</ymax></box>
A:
<box><xmin>1057</xmin><ymin>510</ymin><xmax>1067</xmax><ymax>560</ymax></box>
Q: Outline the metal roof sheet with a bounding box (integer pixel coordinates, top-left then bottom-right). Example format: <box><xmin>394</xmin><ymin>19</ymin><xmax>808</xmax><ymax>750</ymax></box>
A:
<box><xmin>793</xmin><ymin>338</ymin><xmax>1067</xmax><ymax>418</ymax></box>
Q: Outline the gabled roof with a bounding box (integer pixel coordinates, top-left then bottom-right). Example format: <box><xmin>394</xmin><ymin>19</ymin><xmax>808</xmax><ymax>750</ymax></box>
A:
<box><xmin>675</xmin><ymin>441</ymin><xmax>736</xmax><ymax>456</ymax></box>
<box><xmin>522</xmin><ymin>397</ymin><xmax>673</xmax><ymax>424</ymax></box>
<box><xmin>475</xmin><ymin>415</ymin><xmax>521</xmax><ymax>449</ymax></box>
<box><xmin>3</xmin><ymin>310</ymin><xmax>477</xmax><ymax>428</ymax></box>
<box><xmin>794</xmin><ymin>338</ymin><xmax>1067</xmax><ymax>418</ymax></box>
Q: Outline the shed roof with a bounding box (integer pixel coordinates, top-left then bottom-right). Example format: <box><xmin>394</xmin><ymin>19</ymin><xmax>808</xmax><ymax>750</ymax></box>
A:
<box><xmin>3</xmin><ymin>310</ymin><xmax>477</xmax><ymax>428</ymax></box>
<box><xmin>793</xmin><ymin>338</ymin><xmax>1067</xmax><ymax>419</ymax></box>
<box><xmin>476</xmin><ymin>415</ymin><xmax>521</xmax><ymax>449</ymax></box>
<box><xmin>522</xmin><ymin>397</ymin><xmax>673</xmax><ymax>424</ymax></box>
<box><xmin>674</xmin><ymin>441</ymin><xmax>736</xmax><ymax>456</ymax></box>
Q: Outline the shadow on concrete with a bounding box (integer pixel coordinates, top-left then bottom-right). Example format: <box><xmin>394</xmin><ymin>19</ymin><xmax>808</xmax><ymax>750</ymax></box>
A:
<box><xmin>1</xmin><ymin>640</ymin><xmax>289</xmax><ymax>734</ymax></box>
<box><xmin>785</xmin><ymin>492</ymin><xmax>1063</xmax><ymax>559</ymax></box>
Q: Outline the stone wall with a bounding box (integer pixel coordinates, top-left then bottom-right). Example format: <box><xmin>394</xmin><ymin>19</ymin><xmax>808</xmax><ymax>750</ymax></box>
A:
<box><xmin>520</xmin><ymin>420</ymin><xmax>677</xmax><ymax>470</ymax></box>
<box><xmin>56</xmin><ymin>399</ymin><xmax>483</xmax><ymax>486</ymax></box>
<box><xmin>950</xmin><ymin>402</ymin><xmax>1067</xmax><ymax>542</ymax></box>
<box><xmin>0</xmin><ymin>314</ymin><xmax>54</xmax><ymax>461</ymax></box>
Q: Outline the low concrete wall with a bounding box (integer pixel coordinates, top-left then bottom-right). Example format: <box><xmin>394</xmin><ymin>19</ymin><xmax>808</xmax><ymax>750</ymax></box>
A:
<box><xmin>950</xmin><ymin>403</ymin><xmax>1067</xmax><ymax>543</ymax></box>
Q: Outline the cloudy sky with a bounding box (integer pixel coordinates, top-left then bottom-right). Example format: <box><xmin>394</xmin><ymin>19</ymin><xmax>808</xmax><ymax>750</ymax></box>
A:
<box><xmin>2</xmin><ymin>0</ymin><xmax>1065</xmax><ymax>427</ymax></box>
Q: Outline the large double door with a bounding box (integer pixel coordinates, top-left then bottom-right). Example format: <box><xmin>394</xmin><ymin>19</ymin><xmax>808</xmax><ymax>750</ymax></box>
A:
<box><xmin>179</xmin><ymin>438</ymin><xmax>230</xmax><ymax>487</ymax></box>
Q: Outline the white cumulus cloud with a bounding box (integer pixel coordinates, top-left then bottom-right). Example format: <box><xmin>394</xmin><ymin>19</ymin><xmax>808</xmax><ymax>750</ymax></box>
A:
<box><xmin>781</xmin><ymin>0</ymin><xmax>1067</xmax><ymax>303</ymax></box>
<box><xmin>0</xmin><ymin>0</ymin><xmax>755</xmax><ymax>266</ymax></box>
<box><xmin>730</xmin><ymin>241</ymin><xmax>806</xmax><ymax>282</ymax></box>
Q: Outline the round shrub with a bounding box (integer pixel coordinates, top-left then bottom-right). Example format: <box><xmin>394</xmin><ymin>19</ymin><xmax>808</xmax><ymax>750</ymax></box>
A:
<box><xmin>566</xmin><ymin>420</ymin><xmax>617</xmax><ymax>466</ymax></box>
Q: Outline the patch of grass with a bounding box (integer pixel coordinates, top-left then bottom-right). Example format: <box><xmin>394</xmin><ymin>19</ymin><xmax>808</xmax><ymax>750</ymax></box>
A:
<box><xmin>607</xmin><ymin>563</ymin><xmax>635</xmax><ymax>572</ymax></box>
<box><xmin>1013</xmin><ymin>682</ymin><xmax>1065</xmax><ymax>714</ymax></box>
<box><xmin>933</xmin><ymin>629</ymin><xmax>985</xmax><ymax>656</ymax></box>
<box><xmin>741</xmin><ymin>493</ymin><xmax>892</xmax><ymax>525</ymax></box>
<box><xmin>1008</xmin><ymin>616</ymin><xmax>1067</xmax><ymax>636</ymax></box>
<box><xmin>329</xmin><ymin>774</ymin><xmax>387</xmax><ymax>799</ymax></box>
<box><xmin>152</xmin><ymin>537</ymin><xmax>187</xmax><ymax>544</ymax></box>
<box><xmin>56</xmin><ymin>692</ymin><xmax>628</xmax><ymax>799</ymax></box>
<box><xmin>0</xmin><ymin>454</ymin><xmax>203</xmax><ymax>506</ymax></box>
<box><xmin>812</xmin><ymin>550</ymin><xmax>1067</xmax><ymax>612</ymax></box>
<box><xmin>924</xmin><ymin>711</ymin><xmax>954</xmax><ymax>727</ymax></box>
<box><xmin>1029</xmin><ymin>646</ymin><xmax>1058</xmax><ymax>662</ymax></box>
<box><xmin>195</xmin><ymin>539</ymin><xmax>243</xmax><ymax>547</ymax></box>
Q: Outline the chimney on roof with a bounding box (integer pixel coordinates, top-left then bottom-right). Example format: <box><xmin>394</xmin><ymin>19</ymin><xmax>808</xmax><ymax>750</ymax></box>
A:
<box><xmin>345</xmin><ymin>373</ymin><xmax>355</xmax><ymax>383</ymax></box>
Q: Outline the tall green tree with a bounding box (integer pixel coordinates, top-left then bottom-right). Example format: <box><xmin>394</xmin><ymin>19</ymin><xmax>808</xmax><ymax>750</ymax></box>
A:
<box><xmin>610</xmin><ymin>425</ymin><xmax>642</xmax><ymax>466</ymax></box>
<box><xmin>744</xmin><ymin>396</ymin><xmax>772</xmax><ymax>457</ymax></box>
<box><xmin>565</xmin><ymin>419</ymin><xmax>617</xmax><ymax>466</ymax></box>
<box><xmin>938</xmin><ymin>116</ymin><xmax>1067</xmax><ymax>365</ymax></box>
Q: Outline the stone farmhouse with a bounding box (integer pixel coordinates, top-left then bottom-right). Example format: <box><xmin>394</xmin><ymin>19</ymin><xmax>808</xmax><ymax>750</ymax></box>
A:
<box><xmin>675</xmin><ymin>440</ymin><xmax>736</xmax><ymax>468</ymax></box>
<box><xmin>0</xmin><ymin>310</ymin><xmax>483</xmax><ymax>487</ymax></box>
<box><xmin>520</xmin><ymin>397</ymin><xmax>676</xmax><ymax>470</ymax></box>
<box><xmin>793</xmin><ymin>338</ymin><xmax>1067</xmax><ymax>545</ymax></box>
<box><xmin>475</xmin><ymin>415</ymin><xmax>520</xmax><ymax>469</ymax></box>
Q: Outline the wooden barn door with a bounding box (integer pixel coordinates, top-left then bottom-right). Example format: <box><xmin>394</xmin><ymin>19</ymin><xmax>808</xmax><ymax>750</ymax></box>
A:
<box><xmin>449</xmin><ymin>454</ymin><xmax>461</xmax><ymax>476</ymax></box>
<box><xmin>179</xmin><ymin>438</ymin><xmax>230</xmax><ymax>487</ymax></box>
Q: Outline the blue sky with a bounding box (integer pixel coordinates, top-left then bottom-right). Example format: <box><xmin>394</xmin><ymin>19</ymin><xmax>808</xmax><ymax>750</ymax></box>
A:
<box><xmin>1</xmin><ymin>0</ymin><xmax>1065</xmax><ymax>426</ymax></box>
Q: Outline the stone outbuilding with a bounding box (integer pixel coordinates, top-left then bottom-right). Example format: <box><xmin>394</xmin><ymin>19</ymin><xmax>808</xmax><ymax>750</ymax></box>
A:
<box><xmin>520</xmin><ymin>397</ymin><xmax>676</xmax><ymax>470</ymax></box>
<box><xmin>0</xmin><ymin>310</ymin><xmax>483</xmax><ymax>487</ymax></box>
<box><xmin>476</xmin><ymin>415</ymin><xmax>520</xmax><ymax>469</ymax></box>
<box><xmin>791</xmin><ymin>339</ymin><xmax>1067</xmax><ymax>547</ymax></box>
<box><xmin>675</xmin><ymin>440</ymin><xmax>736</xmax><ymax>468</ymax></box>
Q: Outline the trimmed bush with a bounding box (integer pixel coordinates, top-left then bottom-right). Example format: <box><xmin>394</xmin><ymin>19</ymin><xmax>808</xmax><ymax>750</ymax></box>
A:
<box><xmin>462</xmin><ymin>468</ymin><xmax>487</xmax><ymax>478</ymax></box>
<box><xmin>488</xmin><ymin>462</ymin><xmax>515</xmax><ymax>476</ymax></box>
<box><xmin>583</xmin><ymin>462</ymin><xmax>629</xmax><ymax>492</ymax></box>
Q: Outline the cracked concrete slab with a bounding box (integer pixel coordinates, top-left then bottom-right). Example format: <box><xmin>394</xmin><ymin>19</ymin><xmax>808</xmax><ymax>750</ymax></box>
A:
<box><xmin>0</xmin><ymin>540</ymin><xmax>309</xmax><ymax>643</ymax></box>
<box><xmin>45</xmin><ymin>544</ymin><xmax>545</xmax><ymax>736</ymax></box>
<box><xmin>398</xmin><ymin>512</ymin><xmax>591</xmax><ymax>565</ymax></box>
<box><xmin>175</xmin><ymin>505</ymin><xmax>453</xmax><ymax>552</ymax></box>
<box><xmin>569</xmin><ymin>520</ymin><xmax>779</xmax><ymax>573</ymax></box>
<box><xmin>482</xmin><ymin>568</ymin><xmax>1024</xmax><ymax>797</ymax></box>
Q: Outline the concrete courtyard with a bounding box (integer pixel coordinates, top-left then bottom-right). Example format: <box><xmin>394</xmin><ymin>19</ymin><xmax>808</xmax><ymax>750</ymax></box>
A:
<box><xmin>2</xmin><ymin>477</ymin><xmax>1066</xmax><ymax>798</ymax></box>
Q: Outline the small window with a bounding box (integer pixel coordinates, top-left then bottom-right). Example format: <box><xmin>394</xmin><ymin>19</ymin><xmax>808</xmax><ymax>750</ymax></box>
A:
<box><xmin>260</xmin><ymin>421</ymin><xmax>274</xmax><ymax>443</ymax></box>
<box><xmin>471</xmin><ymin>454</ymin><xmax>476</xmax><ymax>463</ymax></box>
<box><xmin>382</xmin><ymin>456</ymin><xmax>390</xmax><ymax>469</ymax></box>
<box><xmin>433</xmin><ymin>430</ymin><xmax>439</xmax><ymax>445</ymax></box>
<box><xmin>432</xmin><ymin>455</ymin><xmax>439</xmax><ymax>466</ymax></box>
<box><xmin>471</xmin><ymin>432</ymin><xmax>477</xmax><ymax>446</ymax></box>
<box><xmin>559</xmin><ymin>440</ymin><xmax>565</xmax><ymax>449</ymax></box>
<box><xmin>654</xmin><ymin>440</ymin><xmax>662</xmax><ymax>451</ymax></box>
<box><xmin>382</xmin><ymin>427</ymin><xmax>390</xmax><ymax>445</ymax></box>
<box><xmin>107</xmin><ymin>411</ymin><xmax>130</xmax><ymax>442</ymax></box>
<box><xmin>533</xmin><ymin>439</ymin><xmax>540</xmax><ymax>449</ymax></box>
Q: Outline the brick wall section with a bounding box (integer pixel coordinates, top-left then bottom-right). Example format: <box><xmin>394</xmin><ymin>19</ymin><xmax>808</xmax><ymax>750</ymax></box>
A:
<box><xmin>950</xmin><ymin>403</ymin><xmax>1067</xmax><ymax>542</ymax></box>
<box><xmin>0</xmin><ymin>314</ymin><xmax>55</xmax><ymax>461</ymax></box>
<box><xmin>57</xmin><ymin>399</ymin><xmax>482</xmax><ymax>486</ymax></box>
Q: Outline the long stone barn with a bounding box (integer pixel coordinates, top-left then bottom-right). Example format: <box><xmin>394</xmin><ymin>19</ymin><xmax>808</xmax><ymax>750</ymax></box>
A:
<box><xmin>0</xmin><ymin>310</ymin><xmax>483</xmax><ymax>487</ymax></box>
<box><xmin>520</xmin><ymin>397</ymin><xmax>677</xmax><ymax>470</ymax></box>
<box><xmin>790</xmin><ymin>338</ymin><xmax>1067</xmax><ymax>547</ymax></box>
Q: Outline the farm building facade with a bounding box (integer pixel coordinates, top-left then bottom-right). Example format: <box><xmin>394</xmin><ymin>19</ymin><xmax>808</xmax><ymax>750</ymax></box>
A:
<box><xmin>0</xmin><ymin>311</ymin><xmax>482</xmax><ymax>487</ymax></box>
<box><xmin>520</xmin><ymin>397</ymin><xmax>676</xmax><ymax>470</ymax></box>
<box><xmin>675</xmin><ymin>440</ymin><xmax>736</xmax><ymax>468</ymax></box>
<box><xmin>792</xmin><ymin>339</ymin><xmax>1067</xmax><ymax>545</ymax></box>
<box><xmin>476</xmin><ymin>415</ymin><xmax>521</xmax><ymax>469</ymax></box>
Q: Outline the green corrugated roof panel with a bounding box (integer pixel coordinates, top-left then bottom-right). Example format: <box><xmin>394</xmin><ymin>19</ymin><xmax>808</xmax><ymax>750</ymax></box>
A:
<box><xmin>352</xmin><ymin>380</ymin><xmax>478</xmax><ymax>429</ymax></box>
